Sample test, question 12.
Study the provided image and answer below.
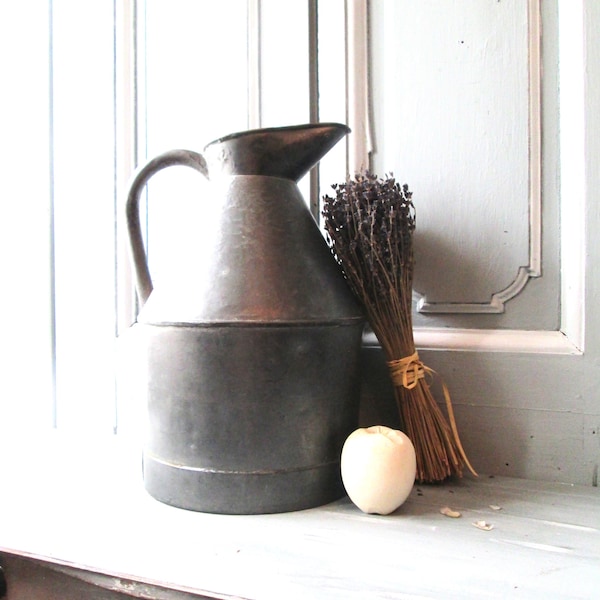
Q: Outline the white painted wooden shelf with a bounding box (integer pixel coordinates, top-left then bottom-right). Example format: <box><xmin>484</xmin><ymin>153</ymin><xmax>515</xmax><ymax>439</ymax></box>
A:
<box><xmin>1</xmin><ymin>432</ymin><xmax>599</xmax><ymax>599</ymax></box>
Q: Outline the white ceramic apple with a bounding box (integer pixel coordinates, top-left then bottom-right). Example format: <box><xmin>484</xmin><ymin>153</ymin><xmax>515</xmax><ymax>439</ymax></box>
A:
<box><xmin>341</xmin><ymin>425</ymin><xmax>417</xmax><ymax>515</ymax></box>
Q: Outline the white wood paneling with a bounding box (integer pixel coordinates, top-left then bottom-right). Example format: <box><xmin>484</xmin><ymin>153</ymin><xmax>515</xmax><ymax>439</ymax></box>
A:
<box><xmin>364</xmin><ymin>0</ymin><xmax>600</xmax><ymax>487</ymax></box>
<box><xmin>370</xmin><ymin>0</ymin><xmax>553</xmax><ymax>325</ymax></box>
<box><xmin>0</xmin><ymin>3</ymin><xmax>54</xmax><ymax>428</ymax></box>
<box><xmin>51</xmin><ymin>1</ymin><xmax>119</xmax><ymax>431</ymax></box>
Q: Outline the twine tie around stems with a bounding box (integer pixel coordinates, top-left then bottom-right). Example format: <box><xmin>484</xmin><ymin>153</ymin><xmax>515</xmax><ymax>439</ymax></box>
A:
<box><xmin>386</xmin><ymin>351</ymin><xmax>478</xmax><ymax>479</ymax></box>
<box><xmin>387</xmin><ymin>352</ymin><xmax>425</xmax><ymax>389</ymax></box>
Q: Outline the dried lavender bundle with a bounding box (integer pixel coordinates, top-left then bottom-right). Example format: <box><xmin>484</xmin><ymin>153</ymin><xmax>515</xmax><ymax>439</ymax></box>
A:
<box><xmin>322</xmin><ymin>172</ymin><xmax>476</xmax><ymax>483</ymax></box>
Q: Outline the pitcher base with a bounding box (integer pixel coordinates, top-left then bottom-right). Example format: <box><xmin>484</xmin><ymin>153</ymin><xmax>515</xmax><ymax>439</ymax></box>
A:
<box><xmin>142</xmin><ymin>453</ymin><xmax>345</xmax><ymax>514</ymax></box>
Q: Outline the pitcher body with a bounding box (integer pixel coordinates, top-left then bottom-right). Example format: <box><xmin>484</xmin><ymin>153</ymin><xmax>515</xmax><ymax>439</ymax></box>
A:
<box><xmin>126</xmin><ymin>124</ymin><xmax>364</xmax><ymax>514</ymax></box>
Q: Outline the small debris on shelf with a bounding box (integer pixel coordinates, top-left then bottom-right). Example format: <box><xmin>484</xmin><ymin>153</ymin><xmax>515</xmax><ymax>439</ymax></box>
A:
<box><xmin>489</xmin><ymin>504</ymin><xmax>502</xmax><ymax>511</ymax></box>
<box><xmin>473</xmin><ymin>520</ymin><xmax>494</xmax><ymax>531</ymax></box>
<box><xmin>440</xmin><ymin>506</ymin><xmax>462</xmax><ymax>518</ymax></box>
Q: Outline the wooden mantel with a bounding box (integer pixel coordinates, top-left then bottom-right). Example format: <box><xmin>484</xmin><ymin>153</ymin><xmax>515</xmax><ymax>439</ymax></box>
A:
<box><xmin>1</xmin><ymin>432</ymin><xmax>599</xmax><ymax>599</ymax></box>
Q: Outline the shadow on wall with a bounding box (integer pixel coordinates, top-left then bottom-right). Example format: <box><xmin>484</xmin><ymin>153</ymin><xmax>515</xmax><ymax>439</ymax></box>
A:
<box><xmin>359</xmin><ymin>346</ymin><xmax>402</xmax><ymax>430</ymax></box>
<box><xmin>412</xmin><ymin>228</ymin><xmax>511</xmax><ymax>307</ymax></box>
<box><xmin>359</xmin><ymin>345</ymin><xmax>531</xmax><ymax>480</ymax></box>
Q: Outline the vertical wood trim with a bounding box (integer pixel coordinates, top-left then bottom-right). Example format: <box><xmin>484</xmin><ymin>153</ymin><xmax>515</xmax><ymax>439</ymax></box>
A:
<box><xmin>559</xmin><ymin>0</ymin><xmax>586</xmax><ymax>351</ymax></box>
<box><xmin>114</xmin><ymin>0</ymin><xmax>140</xmax><ymax>434</ymax></box>
<box><xmin>528</xmin><ymin>0</ymin><xmax>542</xmax><ymax>276</ymax></box>
<box><xmin>115</xmin><ymin>0</ymin><xmax>137</xmax><ymax>336</ymax></box>
<box><xmin>308</xmin><ymin>0</ymin><xmax>319</xmax><ymax>125</ymax></box>
<box><xmin>247</xmin><ymin>0</ymin><xmax>262</xmax><ymax>129</ymax></box>
<box><xmin>48</xmin><ymin>0</ymin><xmax>57</xmax><ymax>428</ymax></box>
<box><xmin>345</xmin><ymin>0</ymin><xmax>372</xmax><ymax>175</ymax></box>
<box><xmin>308</xmin><ymin>0</ymin><xmax>320</xmax><ymax>220</ymax></box>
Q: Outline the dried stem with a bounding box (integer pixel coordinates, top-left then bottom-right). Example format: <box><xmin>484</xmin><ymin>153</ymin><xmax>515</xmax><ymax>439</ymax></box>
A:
<box><xmin>322</xmin><ymin>172</ymin><xmax>476</xmax><ymax>483</ymax></box>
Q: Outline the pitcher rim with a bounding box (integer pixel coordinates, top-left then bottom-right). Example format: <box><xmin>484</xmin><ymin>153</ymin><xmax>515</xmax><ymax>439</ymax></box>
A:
<box><xmin>204</xmin><ymin>122</ymin><xmax>351</xmax><ymax>150</ymax></box>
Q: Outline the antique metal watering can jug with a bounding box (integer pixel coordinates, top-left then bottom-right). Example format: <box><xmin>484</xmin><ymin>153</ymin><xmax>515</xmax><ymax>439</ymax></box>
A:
<box><xmin>126</xmin><ymin>123</ymin><xmax>364</xmax><ymax>514</ymax></box>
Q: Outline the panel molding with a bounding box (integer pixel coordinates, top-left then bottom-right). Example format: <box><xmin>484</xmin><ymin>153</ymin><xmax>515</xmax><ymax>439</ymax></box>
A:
<box><xmin>363</xmin><ymin>328</ymin><xmax>582</xmax><ymax>356</ymax></box>
<box><xmin>417</xmin><ymin>0</ymin><xmax>542</xmax><ymax>315</ymax></box>
<box><xmin>402</xmin><ymin>1</ymin><xmax>586</xmax><ymax>356</ymax></box>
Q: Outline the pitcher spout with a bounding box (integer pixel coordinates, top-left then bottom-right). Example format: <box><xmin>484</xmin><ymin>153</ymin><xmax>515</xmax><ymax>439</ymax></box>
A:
<box><xmin>203</xmin><ymin>122</ymin><xmax>350</xmax><ymax>182</ymax></box>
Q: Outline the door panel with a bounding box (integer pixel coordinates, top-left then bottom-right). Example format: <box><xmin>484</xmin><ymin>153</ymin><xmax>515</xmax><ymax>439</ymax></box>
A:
<box><xmin>363</xmin><ymin>0</ymin><xmax>599</xmax><ymax>486</ymax></box>
<box><xmin>370</xmin><ymin>0</ymin><xmax>556</xmax><ymax>329</ymax></box>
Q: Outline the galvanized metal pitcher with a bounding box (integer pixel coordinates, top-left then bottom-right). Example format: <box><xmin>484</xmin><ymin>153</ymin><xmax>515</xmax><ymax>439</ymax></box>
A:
<box><xmin>126</xmin><ymin>123</ymin><xmax>364</xmax><ymax>514</ymax></box>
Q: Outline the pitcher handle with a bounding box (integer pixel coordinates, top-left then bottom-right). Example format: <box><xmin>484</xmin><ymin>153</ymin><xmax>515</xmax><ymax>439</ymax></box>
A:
<box><xmin>125</xmin><ymin>149</ymin><xmax>209</xmax><ymax>306</ymax></box>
